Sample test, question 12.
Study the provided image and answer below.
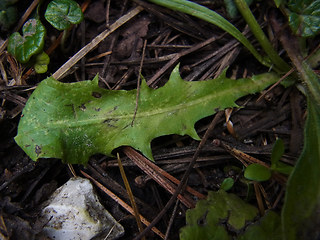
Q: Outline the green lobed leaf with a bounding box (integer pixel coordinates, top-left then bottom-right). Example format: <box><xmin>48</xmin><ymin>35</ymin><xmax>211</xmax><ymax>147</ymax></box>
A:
<box><xmin>179</xmin><ymin>190</ymin><xmax>258</xmax><ymax>240</ymax></box>
<box><xmin>7</xmin><ymin>19</ymin><xmax>46</xmax><ymax>63</ymax></box>
<box><xmin>282</xmin><ymin>98</ymin><xmax>320</xmax><ymax>240</ymax></box>
<box><xmin>15</xmin><ymin>65</ymin><xmax>279</xmax><ymax>164</ymax></box>
<box><xmin>244</xmin><ymin>164</ymin><xmax>271</xmax><ymax>182</ymax></box>
<box><xmin>288</xmin><ymin>0</ymin><xmax>320</xmax><ymax>37</ymax></box>
<box><xmin>45</xmin><ymin>0</ymin><xmax>84</xmax><ymax>31</ymax></box>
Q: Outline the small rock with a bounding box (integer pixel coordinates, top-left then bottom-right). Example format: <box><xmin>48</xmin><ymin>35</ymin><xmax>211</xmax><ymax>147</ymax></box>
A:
<box><xmin>39</xmin><ymin>177</ymin><xmax>124</xmax><ymax>240</ymax></box>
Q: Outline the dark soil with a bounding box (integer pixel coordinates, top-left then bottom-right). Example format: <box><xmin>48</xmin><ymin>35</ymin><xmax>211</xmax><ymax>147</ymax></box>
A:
<box><xmin>0</xmin><ymin>1</ymin><xmax>306</xmax><ymax>239</ymax></box>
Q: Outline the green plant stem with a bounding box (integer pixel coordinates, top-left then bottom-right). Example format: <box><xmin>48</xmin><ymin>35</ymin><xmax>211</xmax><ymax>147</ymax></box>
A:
<box><xmin>279</xmin><ymin>29</ymin><xmax>320</xmax><ymax>106</ymax></box>
<box><xmin>234</xmin><ymin>0</ymin><xmax>290</xmax><ymax>73</ymax></box>
<box><xmin>300</xmin><ymin>61</ymin><xmax>320</xmax><ymax>106</ymax></box>
<box><xmin>146</xmin><ymin>0</ymin><xmax>272</xmax><ymax>69</ymax></box>
<box><xmin>60</xmin><ymin>29</ymin><xmax>69</xmax><ymax>52</ymax></box>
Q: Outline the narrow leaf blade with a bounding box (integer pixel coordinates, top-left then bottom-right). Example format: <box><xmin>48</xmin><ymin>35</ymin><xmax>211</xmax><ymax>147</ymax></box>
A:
<box><xmin>147</xmin><ymin>0</ymin><xmax>271</xmax><ymax>68</ymax></box>
<box><xmin>282</xmin><ymin>99</ymin><xmax>320</xmax><ymax>240</ymax></box>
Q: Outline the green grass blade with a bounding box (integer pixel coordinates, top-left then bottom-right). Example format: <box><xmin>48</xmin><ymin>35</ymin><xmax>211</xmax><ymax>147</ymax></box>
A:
<box><xmin>147</xmin><ymin>0</ymin><xmax>272</xmax><ymax>69</ymax></box>
<box><xmin>234</xmin><ymin>0</ymin><xmax>291</xmax><ymax>72</ymax></box>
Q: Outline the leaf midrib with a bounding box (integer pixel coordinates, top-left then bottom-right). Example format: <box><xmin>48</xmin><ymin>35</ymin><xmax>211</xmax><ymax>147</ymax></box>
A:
<box><xmin>49</xmin><ymin>86</ymin><xmax>233</xmax><ymax>128</ymax></box>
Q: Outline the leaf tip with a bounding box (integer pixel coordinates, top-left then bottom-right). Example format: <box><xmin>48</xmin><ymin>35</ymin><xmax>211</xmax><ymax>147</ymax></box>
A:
<box><xmin>140</xmin><ymin>75</ymin><xmax>150</xmax><ymax>91</ymax></box>
<box><xmin>92</xmin><ymin>73</ymin><xmax>99</xmax><ymax>85</ymax></box>
<box><xmin>140</xmin><ymin>145</ymin><xmax>154</xmax><ymax>161</ymax></box>
<box><xmin>187</xmin><ymin>127</ymin><xmax>201</xmax><ymax>141</ymax></box>
<box><xmin>168</xmin><ymin>63</ymin><xmax>184</xmax><ymax>85</ymax></box>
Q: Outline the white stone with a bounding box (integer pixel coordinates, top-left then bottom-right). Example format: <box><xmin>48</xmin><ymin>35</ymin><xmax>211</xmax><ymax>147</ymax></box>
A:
<box><xmin>40</xmin><ymin>177</ymin><xmax>124</xmax><ymax>240</ymax></box>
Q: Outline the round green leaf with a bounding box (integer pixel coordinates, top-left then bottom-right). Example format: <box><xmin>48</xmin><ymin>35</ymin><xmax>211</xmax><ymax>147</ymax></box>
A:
<box><xmin>220</xmin><ymin>177</ymin><xmax>234</xmax><ymax>191</ymax></box>
<box><xmin>34</xmin><ymin>51</ymin><xmax>50</xmax><ymax>74</ymax></box>
<box><xmin>45</xmin><ymin>0</ymin><xmax>84</xmax><ymax>31</ymax></box>
<box><xmin>244</xmin><ymin>164</ymin><xmax>271</xmax><ymax>182</ymax></box>
<box><xmin>7</xmin><ymin>19</ymin><xmax>46</xmax><ymax>63</ymax></box>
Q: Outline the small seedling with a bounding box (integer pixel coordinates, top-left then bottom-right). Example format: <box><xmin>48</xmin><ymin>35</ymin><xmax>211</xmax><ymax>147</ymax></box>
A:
<box><xmin>220</xmin><ymin>177</ymin><xmax>235</xmax><ymax>191</ymax></box>
<box><xmin>244</xmin><ymin>139</ymin><xmax>293</xmax><ymax>182</ymax></box>
<box><xmin>45</xmin><ymin>0</ymin><xmax>83</xmax><ymax>51</ymax></box>
<box><xmin>7</xmin><ymin>0</ymin><xmax>83</xmax><ymax>73</ymax></box>
<box><xmin>8</xmin><ymin>19</ymin><xmax>46</xmax><ymax>64</ymax></box>
<box><xmin>270</xmin><ymin>138</ymin><xmax>293</xmax><ymax>175</ymax></box>
<box><xmin>7</xmin><ymin>19</ymin><xmax>49</xmax><ymax>74</ymax></box>
<box><xmin>45</xmin><ymin>0</ymin><xmax>83</xmax><ymax>31</ymax></box>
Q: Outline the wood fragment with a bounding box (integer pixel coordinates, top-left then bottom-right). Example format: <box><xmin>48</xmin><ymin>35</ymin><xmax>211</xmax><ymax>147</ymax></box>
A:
<box><xmin>254</xmin><ymin>182</ymin><xmax>265</xmax><ymax>215</ymax></box>
<box><xmin>147</xmin><ymin>35</ymin><xmax>218</xmax><ymax>86</ymax></box>
<box><xmin>123</xmin><ymin>147</ymin><xmax>196</xmax><ymax>208</ymax></box>
<box><xmin>117</xmin><ymin>154</ymin><xmax>145</xmax><ymax>240</ymax></box>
